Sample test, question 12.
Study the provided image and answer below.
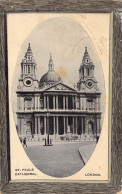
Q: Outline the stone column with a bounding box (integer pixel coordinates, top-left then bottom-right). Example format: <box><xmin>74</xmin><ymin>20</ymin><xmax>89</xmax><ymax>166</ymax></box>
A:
<box><xmin>35</xmin><ymin>96</ymin><xmax>37</xmax><ymax>110</ymax></box>
<box><xmin>72</xmin><ymin>96</ymin><xmax>74</xmax><ymax>109</ymax></box>
<box><xmin>86</xmin><ymin>101</ymin><xmax>88</xmax><ymax>110</ymax></box>
<box><xmin>72</xmin><ymin>116</ymin><xmax>74</xmax><ymax>134</ymax></box>
<box><xmin>79</xmin><ymin>97</ymin><xmax>81</xmax><ymax>110</ymax></box>
<box><xmin>93</xmin><ymin>99</ymin><xmax>95</xmax><ymax>111</ymax></box>
<box><xmin>82</xmin><ymin>98</ymin><xmax>84</xmax><ymax>110</ymax></box>
<box><xmin>84</xmin><ymin>68</ymin><xmax>86</xmax><ymax>76</ymax></box>
<box><xmin>31</xmin><ymin>66</ymin><xmax>33</xmax><ymax>74</ymax></box>
<box><xmin>80</xmin><ymin>97</ymin><xmax>82</xmax><ymax>110</ymax></box>
<box><xmin>36</xmin><ymin>96</ymin><xmax>38</xmax><ymax>109</ymax></box>
<box><xmin>81</xmin><ymin>117</ymin><xmax>83</xmax><ymax>134</ymax></box>
<box><xmin>66</xmin><ymin>96</ymin><xmax>68</xmax><ymax>109</ymax></box>
<box><xmin>27</xmin><ymin>66</ymin><xmax>29</xmax><ymax>74</ymax></box>
<box><xmin>96</xmin><ymin>98</ymin><xmax>99</xmax><ymax>111</ymax></box>
<box><xmin>66</xmin><ymin>116</ymin><xmax>68</xmax><ymax>133</ymax></box>
<box><xmin>35</xmin><ymin>117</ymin><xmax>37</xmax><ymax>134</ymax></box>
<box><xmin>53</xmin><ymin>95</ymin><xmax>55</xmax><ymax>109</ymax></box>
<box><xmin>75</xmin><ymin>117</ymin><xmax>77</xmax><ymax>134</ymax></box>
<box><xmin>63</xmin><ymin>96</ymin><xmax>65</xmax><ymax>109</ymax></box>
<box><xmin>38</xmin><ymin>116</ymin><xmax>40</xmax><ymax>134</ymax></box>
<box><xmin>30</xmin><ymin>66</ymin><xmax>31</xmax><ymax>74</ymax></box>
<box><xmin>38</xmin><ymin>96</ymin><xmax>40</xmax><ymax>109</ymax></box>
<box><xmin>84</xmin><ymin>117</ymin><xmax>87</xmax><ymax>134</ymax></box>
<box><xmin>98</xmin><ymin>98</ymin><xmax>99</xmax><ymax>111</ymax></box>
<box><xmin>56</xmin><ymin>116</ymin><xmax>58</xmax><ymax>134</ymax></box>
<box><xmin>21</xmin><ymin>66</ymin><xmax>23</xmax><ymax>75</ymax></box>
<box><xmin>44</xmin><ymin>116</ymin><xmax>46</xmax><ymax>135</ymax></box>
<box><xmin>22</xmin><ymin>66</ymin><xmax>24</xmax><ymax>75</ymax></box>
<box><xmin>17</xmin><ymin>117</ymin><xmax>21</xmax><ymax>135</ymax></box>
<box><xmin>97</xmin><ymin>118</ymin><xmax>99</xmax><ymax>135</ymax></box>
<box><xmin>44</xmin><ymin>95</ymin><xmax>46</xmax><ymax>109</ymax></box>
<box><xmin>17</xmin><ymin>97</ymin><xmax>19</xmax><ymax>110</ymax></box>
<box><xmin>98</xmin><ymin>98</ymin><xmax>100</xmax><ymax>111</ymax></box>
<box><xmin>53</xmin><ymin>116</ymin><xmax>56</xmax><ymax>135</ymax></box>
<box><xmin>20</xmin><ymin>118</ymin><xmax>22</xmax><ymax>135</ymax></box>
<box><xmin>81</xmin><ymin>98</ymin><xmax>83</xmax><ymax>110</ymax></box>
<box><xmin>47</xmin><ymin>96</ymin><xmax>49</xmax><ymax>110</ymax></box>
<box><xmin>99</xmin><ymin>118</ymin><xmax>101</xmax><ymax>134</ymax></box>
<box><xmin>56</xmin><ymin>96</ymin><xmax>58</xmax><ymax>109</ymax></box>
<box><xmin>75</xmin><ymin>96</ymin><xmax>77</xmax><ymax>109</ymax></box>
<box><xmin>21</xmin><ymin>97</ymin><xmax>23</xmax><ymax>110</ymax></box>
<box><xmin>97</xmin><ymin>118</ymin><xmax>101</xmax><ymax>134</ymax></box>
<box><xmin>84</xmin><ymin>98</ymin><xmax>86</xmax><ymax>111</ymax></box>
<box><xmin>21</xmin><ymin>118</ymin><xmax>25</xmax><ymax>135</ymax></box>
<box><xmin>63</xmin><ymin>116</ymin><xmax>66</xmax><ymax>134</ymax></box>
<box><xmin>22</xmin><ymin>97</ymin><xmax>24</xmax><ymax>110</ymax></box>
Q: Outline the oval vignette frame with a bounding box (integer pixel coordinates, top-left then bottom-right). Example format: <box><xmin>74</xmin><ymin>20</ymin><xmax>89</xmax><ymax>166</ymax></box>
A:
<box><xmin>12</xmin><ymin>16</ymin><xmax>106</xmax><ymax>178</ymax></box>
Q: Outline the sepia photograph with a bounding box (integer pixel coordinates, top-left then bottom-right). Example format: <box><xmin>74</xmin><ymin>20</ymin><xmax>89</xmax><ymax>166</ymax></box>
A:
<box><xmin>8</xmin><ymin>13</ymin><xmax>110</xmax><ymax>181</ymax></box>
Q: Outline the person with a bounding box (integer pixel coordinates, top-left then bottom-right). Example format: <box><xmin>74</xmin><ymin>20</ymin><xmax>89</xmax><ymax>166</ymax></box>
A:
<box><xmin>23</xmin><ymin>137</ymin><xmax>27</xmax><ymax>147</ymax></box>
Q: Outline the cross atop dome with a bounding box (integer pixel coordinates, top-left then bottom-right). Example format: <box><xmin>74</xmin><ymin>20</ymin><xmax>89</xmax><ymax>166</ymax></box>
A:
<box><xmin>48</xmin><ymin>53</ymin><xmax>54</xmax><ymax>71</ymax></box>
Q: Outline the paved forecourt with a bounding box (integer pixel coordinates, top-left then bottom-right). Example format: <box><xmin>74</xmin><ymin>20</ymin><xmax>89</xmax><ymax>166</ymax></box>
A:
<box><xmin>24</xmin><ymin>142</ymin><xmax>96</xmax><ymax>177</ymax></box>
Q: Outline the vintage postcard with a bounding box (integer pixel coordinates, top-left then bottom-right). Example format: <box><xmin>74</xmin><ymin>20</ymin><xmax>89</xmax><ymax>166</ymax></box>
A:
<box><xmin>7</xmin><ymin>13</ymin><xmax>110</xmax><ymax>182</ymax></box>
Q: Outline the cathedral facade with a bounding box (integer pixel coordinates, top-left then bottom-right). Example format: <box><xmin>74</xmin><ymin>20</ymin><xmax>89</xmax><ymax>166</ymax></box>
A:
<box><xmin>16</xmin><ymin>44</ymin><xmax>102</xmax><ymax>141</ymax></box>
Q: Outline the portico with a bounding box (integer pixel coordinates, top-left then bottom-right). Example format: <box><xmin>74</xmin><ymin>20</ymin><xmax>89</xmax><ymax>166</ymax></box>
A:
<box><xmin>42</xmin><ymin>92</ymin><xmax>77</xmax><ymax>111</ymax></box>
<box><xmin>34</xmin><ymin>114</ymin><xmax>87</xmax><ymax>137</ymax></box>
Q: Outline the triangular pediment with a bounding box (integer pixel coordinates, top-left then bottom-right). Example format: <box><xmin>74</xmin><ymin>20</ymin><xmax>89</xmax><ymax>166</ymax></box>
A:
<box><xmin>44</xmin><ymin>82</ymin><xmax>76</xmax><ymax>92</ymax></box>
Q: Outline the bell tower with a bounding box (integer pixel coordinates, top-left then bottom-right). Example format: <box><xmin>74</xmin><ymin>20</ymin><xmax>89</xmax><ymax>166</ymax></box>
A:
<box><xmin>21</xmin><ymin>43</ymin><xmax>36</xmax><ymax>79</ymax></box>
<box><xmin>17</xmin><ymin>43</ymin><xmax>38</xmax><ymax>91</ymax></box>
<box><xmin>77</xmin><ymin>47</ymin><xmax>99</xmax><ymax>92</ymax></box>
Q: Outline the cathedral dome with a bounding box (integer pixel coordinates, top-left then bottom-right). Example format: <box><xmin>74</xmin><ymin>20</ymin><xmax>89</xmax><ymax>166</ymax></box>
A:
<box><xmin>39</xmin><ymin>54</ymin><xmax>62</xmax><ymax>87</ymax></box>
<box><xmin>40</xmin><ymin>70</ymin><xmax>62</xmax><ymax>84</ymax></box>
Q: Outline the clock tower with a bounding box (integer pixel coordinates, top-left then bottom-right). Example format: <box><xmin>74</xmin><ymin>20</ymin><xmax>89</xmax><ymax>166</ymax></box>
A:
<box><xmin>17</xmin><ymin>43</ymin><xmax>38</xmax><ymax>91</ymax></box>
<box><xmin>77</xmin><ymin>47</ymin><xmax>99</xmax><ymax>92</ymax></box>
<box><xmin>76</xmin><ymin>47</ymin><xmax>101</xmax><ymax>137</ymax></box>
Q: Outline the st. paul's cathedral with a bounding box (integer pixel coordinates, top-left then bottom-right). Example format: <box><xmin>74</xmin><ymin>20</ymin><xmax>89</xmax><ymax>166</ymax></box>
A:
<box><xmin>16</xmin><ymin>44</ymin><xmax>102</xmax><ymax>141</ymax></box>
